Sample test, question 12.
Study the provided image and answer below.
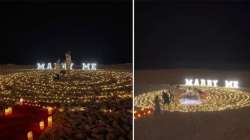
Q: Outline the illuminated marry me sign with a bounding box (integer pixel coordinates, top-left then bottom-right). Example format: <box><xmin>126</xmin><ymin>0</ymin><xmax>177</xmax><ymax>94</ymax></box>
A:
<box><xmin>185</xmin><ymin>78</ymin><xmax>239</xmax><ymax>88</ymax></box>
<box><xmin>37</xmin><ymin>63</ymin><xmax>97</xmax><ymax>70</ymax></box>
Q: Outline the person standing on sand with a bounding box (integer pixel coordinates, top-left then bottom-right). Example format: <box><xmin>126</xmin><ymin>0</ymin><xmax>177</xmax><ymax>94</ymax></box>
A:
<box><xmin>154</xmin><ymin>95</ymin><xmax>161</xmax><ymax>115</ymax></box>
<box><xmin>162</xmin><ymin>91</ymin><xmax>168</xmax><ymax>104</ymax></box>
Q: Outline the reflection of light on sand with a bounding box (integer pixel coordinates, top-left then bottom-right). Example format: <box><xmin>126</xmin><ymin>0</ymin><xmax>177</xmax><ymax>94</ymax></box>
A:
<box><xmin>179</xmin><ymin>98</ymin><xmax>202</xmax><ymax>105</ymax></box>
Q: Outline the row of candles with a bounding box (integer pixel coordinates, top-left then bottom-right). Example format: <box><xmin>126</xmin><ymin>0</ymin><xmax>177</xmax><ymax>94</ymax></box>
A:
<box><xmin>3</xmin><ymin>103</ymin><xmax>54</xmax><ymax>140</ymax></box>
<box><xmin>27</xmin><ymin>115</ymin><xmax>52</xmax><ymax>140</ymax></box>
<box><xmin>134</xmin><ymin>108</ymin><xmax>154</xmax><ymax>119</ymax></box>
<box><xmin>27</xmin><ymin>106</ymin><xmax>53</xmax><ymax>140</ymax></box>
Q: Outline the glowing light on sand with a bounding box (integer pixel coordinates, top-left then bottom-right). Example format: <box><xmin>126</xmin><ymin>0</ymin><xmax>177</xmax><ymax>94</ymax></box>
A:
<box><xmin>179</xmin><ymin>98</ymin><xmax>202</xmax><ymax>105</ymax></box>
<box><xmin>4</xmin><ymin>107</ymin><xmax>12</xmax><ymax>116</ymax></box>
<box><xmin>47</xmin><ymin>106</ymin><xmax>53</xmax><ymax>115</ymax></box>
<box><xmin>20</xmin><ymin>98</ymin><xmax>24</xmax><ymax>104</ymax></box>
<box><xmin>27</xmin><ymin>131</ymin><xmax>33</xmax><ymax>140</ymax></box>
<box><xmin>39</xmin><ymin>121</ymin><xmax>45</xmax><ymax>130</ymax></box>
<box><xmin>48</xmin><ymin>116</ymin><xmax>52</xmax><ymax>128</ymax></box>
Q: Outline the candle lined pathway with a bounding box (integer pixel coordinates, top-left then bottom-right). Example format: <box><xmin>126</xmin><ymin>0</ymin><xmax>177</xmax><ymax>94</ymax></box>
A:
<box><xmin>0</xmin><ymin>105</ymin><xmax>50</xmax><ymax>140</ymax></box>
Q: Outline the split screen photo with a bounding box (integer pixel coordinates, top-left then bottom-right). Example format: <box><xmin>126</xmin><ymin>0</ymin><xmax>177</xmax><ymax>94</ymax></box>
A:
<box><xmin>0</xmin><ymin>0</ymin><xmax>250</xmax><ymax>140</ymax></box>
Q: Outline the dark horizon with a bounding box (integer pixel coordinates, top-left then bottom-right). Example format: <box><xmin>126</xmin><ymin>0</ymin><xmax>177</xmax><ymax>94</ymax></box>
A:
<box><xmin>0</xmin><ymin>2</ymin><xmax>132</xmax><ymax>65</ymax></box>
<box><xmin>135</xmin><ymin>1</ymin><xmax>250</xmax><ymax>70</ymax></box>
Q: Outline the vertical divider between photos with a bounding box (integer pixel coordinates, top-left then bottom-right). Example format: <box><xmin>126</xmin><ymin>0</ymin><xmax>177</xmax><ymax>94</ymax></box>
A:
<box><xmin>132</xmin><ymin>0</ymin><xmax>135</xmax><ymax>140</ymax></box>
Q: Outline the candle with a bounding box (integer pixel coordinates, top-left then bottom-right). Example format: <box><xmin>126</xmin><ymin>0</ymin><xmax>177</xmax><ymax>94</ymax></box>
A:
<box><xmin>4</xmin><ymin>107</ymin><xmax>12</xmax><ymax>116</ymax></box>
<box><xmin>20</xmin><ymin>98</ymin><xmax>24</xmax><ymax>105</ymax></box>
<box><xmin>39</xmin><ymin>120</ymin><xmax>45</xmax><ymax>130</ymax></box>
<box><xmin>4</xmin><ymin>108</ymin><xmax>9</xmax><ymax>116</ymax></box>
<box><xmin>47</xmin><ymin>107</ymin><xmax>53</xmax><ymax>115</ymax></box>
<box><xmin>27</xmin><ymin>131</ymin><xmax>33</xmax><ymax>140</ymax></box>
<box><xmin>8</xmin><ymin>107</ymin><xmax>12</xmax><ymax>115</ymax></box>
<box><xmin>48</xmin><ymin>116</ymin><xmax>52</xmax><ymax>128</ymax></box>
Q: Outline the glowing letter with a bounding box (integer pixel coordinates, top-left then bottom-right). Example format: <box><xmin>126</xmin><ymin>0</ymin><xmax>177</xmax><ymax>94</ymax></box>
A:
<box><xmin>91</xmin><ymin>63</ymin><xmax>97</xmax><ymax>70</ymax></box>
<box><xmin>207</xmin><ymin>80</ymin><xmax>213</xmax><ymax>87</ymax></box>
<box><xmin>185</xmin><ymin>79</ymin><xmax>193</xmax><ymax>86</ymax></box>
<box><xmin>200</xmin><ymin>79</ymin><xmax>206</xmax><ymax>86</ymax></box>
<box><xmin>194</xmin><ymin>79</ymin><xmax>200</xmax><ymax>86</ymax></box>
<box><xmin>46</xmin><ymin>63</ymin><xmax>52</xmax><ymax>70</ymax></box>
<box><xmin>4</xmin><ymin>107</ymin><xmax>12</xmax><ymax>116</ymax></box>
<box><xmin>70</xmin><ymin>63</ymin><xmax>74</xmax><ymax>70</ymax></box>
<box><xmin>82</xmin><ymin>63</ymin><xmax>90</xmax><ymax>70</ymax></box>
<box><xmin>225</xmin><ymin>80</ymin><xmax>233</xmax><ymax>88</ymax></box>
<box><xmin>37</xmin><ymin>63</ymin><xmax>45</xmax><ymax>70</ymax></box>
<box><xmin>233</xmin><ymin>81</ymin><xmax>239</xmax><ymax>88</ymax></box>
<box><xmin>225</xmin><ymin>80</ymin><xmax>239</xmax><ymax>88</ymax></box>
<box><xmin>212</xmin><ymin>80</ymin><xmax>218</xmax><ymax>87</ymax></box>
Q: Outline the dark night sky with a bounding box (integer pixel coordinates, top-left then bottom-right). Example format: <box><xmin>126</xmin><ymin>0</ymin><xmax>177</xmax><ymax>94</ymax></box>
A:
<box><xmin>0</xmin><ymin>1</ymin><xmax>131</xmax><ymax>65</ymax></box>
<box><xmin>135</xmin><ymin>1</ymin><xmax>250</xmax><ymax>69</ymax></box>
